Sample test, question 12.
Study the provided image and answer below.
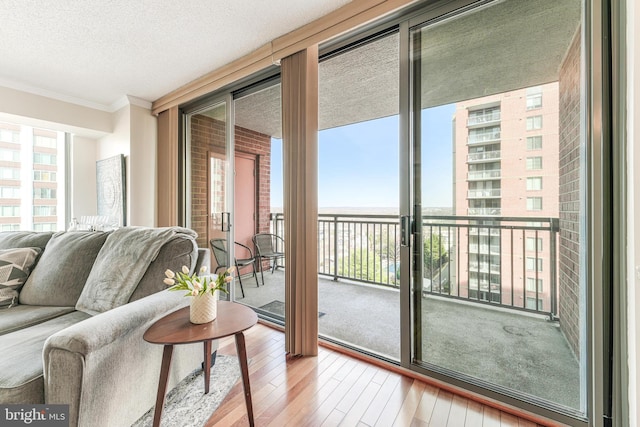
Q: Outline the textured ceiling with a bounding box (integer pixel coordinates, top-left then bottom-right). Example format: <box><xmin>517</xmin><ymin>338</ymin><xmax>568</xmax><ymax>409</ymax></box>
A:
<box><xmin>0</xmin><ymin>0</ymin><xmax>351</xmax><ymax>110</ymax></box>
<box><xmin>232</xmin><ymin>0</ymin><xmax>580</xmax><ymax>138</ymax></box>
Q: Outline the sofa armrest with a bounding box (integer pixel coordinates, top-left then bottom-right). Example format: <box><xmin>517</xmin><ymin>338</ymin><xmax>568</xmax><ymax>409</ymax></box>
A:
<box><xmin>43</xmin><ymin>290</ymin><xmax>207</xmax><ymax>427</ymax></box>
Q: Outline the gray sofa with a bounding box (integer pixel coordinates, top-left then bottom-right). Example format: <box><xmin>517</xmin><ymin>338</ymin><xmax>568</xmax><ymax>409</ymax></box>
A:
<box><xmin>0</xmin><ymin>227</ymin><xmax>214</xmax><ymax>427</ymax></box>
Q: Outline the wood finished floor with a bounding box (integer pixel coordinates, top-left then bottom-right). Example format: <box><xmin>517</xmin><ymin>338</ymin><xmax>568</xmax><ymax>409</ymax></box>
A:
<box><xmin>206</xmin><ymin>323</ymin><xmax>550</xmax><ymax>427</ymax></box>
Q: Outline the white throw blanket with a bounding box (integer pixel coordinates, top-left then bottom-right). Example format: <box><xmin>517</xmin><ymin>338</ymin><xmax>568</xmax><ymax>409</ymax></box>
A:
<box><xmin>75</xmin><ymin>227</ymin><xmax>197</xmax><ymax>315</ymax></box>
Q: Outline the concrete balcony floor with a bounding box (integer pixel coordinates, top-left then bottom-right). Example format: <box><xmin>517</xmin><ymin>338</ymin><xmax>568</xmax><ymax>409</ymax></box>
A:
<box><xmin>232</xmin><ymin>268</ymin><xmax>580</xmax><ymax>411</ymax></box>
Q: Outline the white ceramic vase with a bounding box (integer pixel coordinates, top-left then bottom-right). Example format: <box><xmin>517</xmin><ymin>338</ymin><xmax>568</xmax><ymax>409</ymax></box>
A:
<box><xmin>189</xmin><ymin>290</ymin><xmax>218</xmax><ymax>324</ymax></box>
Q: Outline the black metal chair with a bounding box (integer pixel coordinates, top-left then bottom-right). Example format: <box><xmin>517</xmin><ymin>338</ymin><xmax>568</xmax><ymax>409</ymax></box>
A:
<box><xmin>252</xmin><ymin>233</ymin><xmax>285</xmax><ymax>285</ymax></box>
<box><xmin>209</xmin><ymin>239</ymin><xmax>259</xmax><ymax>298</ymax></box>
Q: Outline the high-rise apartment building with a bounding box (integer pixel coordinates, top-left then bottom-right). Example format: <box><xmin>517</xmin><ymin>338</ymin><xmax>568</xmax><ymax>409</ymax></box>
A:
<box><xmin>0</xmin><ymin>122</ymin><xmax>65</xmax><ymax>232</ymax></box>
<box><xmin>452</xmin><ymin>83</ymin><xmax>559</xmax><ymax>312</ymax></box>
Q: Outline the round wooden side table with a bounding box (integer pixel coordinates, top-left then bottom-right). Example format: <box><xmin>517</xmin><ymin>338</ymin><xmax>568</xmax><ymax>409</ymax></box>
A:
<box><xmin>144</xmin><ymin>300</ymin><xmax>258</xmax><ymax>427</ymax></box>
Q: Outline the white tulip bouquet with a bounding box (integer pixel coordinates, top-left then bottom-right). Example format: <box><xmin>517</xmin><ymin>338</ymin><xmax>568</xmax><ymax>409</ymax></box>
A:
<box><xmin>164</xmin><ymin>265</ymin><xmax>233</xmax><ymax>296</ymax></box>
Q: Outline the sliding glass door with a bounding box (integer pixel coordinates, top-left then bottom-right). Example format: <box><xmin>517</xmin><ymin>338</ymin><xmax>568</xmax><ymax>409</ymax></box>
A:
<box><xmin>405</xmin><ymin>0</ymin><xmax>587</xmax><ymax>420</ymax></box>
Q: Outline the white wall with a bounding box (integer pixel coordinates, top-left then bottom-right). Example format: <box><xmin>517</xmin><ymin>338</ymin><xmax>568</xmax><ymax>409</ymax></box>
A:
<box><xmin>129</xmin><ymin>104</ymin><xmax>157</xmax><ymax>226</ymax></box>
<box><xmin>71</xmin><ymin>136</ymin><xmax>98</xmax><ymax>219</ymax></box>
<box><xmin>0</xmin><ymin>86</ymin><xmax>158</xmax><ymax>229</ymax></box>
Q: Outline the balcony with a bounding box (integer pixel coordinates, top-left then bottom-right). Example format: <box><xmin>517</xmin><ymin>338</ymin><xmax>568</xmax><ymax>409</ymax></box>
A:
<box><xmin>467</xmin><ymin>170</ymin><xmax>500</xmax><ymax>181</ymax></box>
<box><xmin>467</xmin><ymin>188</ymin><xmax>501</xmax><ymax>198</ymax></box>
<box><xmin>233</xmin><ymin>213</ymin><xmax>577</xmax><ymax>409</ymax></box>
<box><xmin>467</xmin><ymin>112</ymin><xmax>501</xmax><ymax>126</ymax></box>
<box><xmin>467</xmin><ymin>131</ymin><xmax>501</xmax><ymax>145</ymax></box>
<box><xmin>468</xmin><ymin>207</ymin><xmax>501</xmax><ymax>216</ymax></box>
<box><xmin>467</xmin><ymin>150</ymin><xmax>501</xmax><ymax>162</ymax></box>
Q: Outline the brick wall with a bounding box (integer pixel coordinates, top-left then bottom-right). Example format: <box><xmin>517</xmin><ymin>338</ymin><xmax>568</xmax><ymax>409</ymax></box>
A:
<box><xmin>190</xmin><ymin>114</ymin><xmax>271</xmax><ymax>251</ymax></box>
<box><xmin>558</xmin><ymin>29</ymin><xmax>581</xmax><ymax>358</ymax></box>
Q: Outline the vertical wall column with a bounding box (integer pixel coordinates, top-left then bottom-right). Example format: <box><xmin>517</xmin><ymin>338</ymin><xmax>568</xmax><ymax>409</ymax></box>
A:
<box><xmin>282</xmin><ymin>46</ymin><xmax>319</xmax><ymax>356</ymax></box>
<box><xmin>156</xmin><ymin>106</ymin><xmax>179</xmax><ymax>226</ymax></box>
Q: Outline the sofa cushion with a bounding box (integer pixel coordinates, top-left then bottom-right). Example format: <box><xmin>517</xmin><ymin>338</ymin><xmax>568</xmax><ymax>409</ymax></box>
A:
<box><xmin>0</xmin><ymin>311</ymin><xmax>90</xmax><ymax>404</ymax></box>
<box><xmin>128</xmin><ymin>236</ymin><xmax>199</xmax><ymax>302</ymax></box>
<box><xmin>0</xmin><ymin>305</ymin><xmax>76</xmax><ymax>336</ymax></box>
<box><xmin>0</xmin><ymin>231</ymin><xmax>53</xmax><ymax>251</ymax></box>
<box><xmin>0</xmin><ymin>247</ymin><xmax>41</xmax><ymax>309</ymax></box>
<box><xmin>19</xmin><ymin>231</ymin><xmax>110</xmax><ymax>307</ymax></box>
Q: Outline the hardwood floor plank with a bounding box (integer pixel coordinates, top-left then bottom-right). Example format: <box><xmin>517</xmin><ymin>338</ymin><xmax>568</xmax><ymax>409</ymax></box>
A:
<box><xmin>500</xmin><ymin>412</ymin><xmax>520</xmax><ymax>427</ymax></box>
<box><xmin>360</xmin><ymin>373</ymin><xmax>401</xmax><ymax>426</ymax></box>
<box><xmin>201</xmin><ymin>324</ymin><xmax>565</xmax><ymax>427</ymax></box>
<box><xmin>429</xmin><ymin>390</ymin><xmax>454</xmax><ymax>426</ymax></box>
<box><xmin>412</xmin><ymin>383</ymin><xmax>439</xmax><ymax>423</ymax></box>
<box><xmin>374</xmin><ymin>376</ymin><xmax>414</xmax><ymax>427</ymax></box>
<box><xmin>392</xmin><ymin>380</ymin><xmax>426</xmax><ymax>427</ymax></box>
<box><xmin>482</xmin><ymin>406</ymin><xmax>502</xmax><ymax>427</ymax></box>
<box><xmin>464</xmin><ymin>400</ymin><xmax>484</xmax><ymax>427</ymax></box>
<box><xmin>447</xmin><ymin>395</ymin><xmax>469</xmax><ymax>426</ymax></box>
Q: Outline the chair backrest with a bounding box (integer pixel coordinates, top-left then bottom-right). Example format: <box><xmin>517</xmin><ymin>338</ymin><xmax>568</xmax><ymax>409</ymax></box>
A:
<box><xmin>253</xmin><ymin>233</ymin><xmax>275</xmax><ymax>256</ymax></box>
<box><xmin>209</xmin><ymin>239</ymin><xmax>229</xmax><ymax>268</ymax></box>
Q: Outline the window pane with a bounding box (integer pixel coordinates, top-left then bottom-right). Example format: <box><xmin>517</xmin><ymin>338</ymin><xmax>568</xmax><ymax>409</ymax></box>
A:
<box><xmin>526</xmin><ymin>136</ymin><xmax>543</xmax><ymax>150</ymax></box>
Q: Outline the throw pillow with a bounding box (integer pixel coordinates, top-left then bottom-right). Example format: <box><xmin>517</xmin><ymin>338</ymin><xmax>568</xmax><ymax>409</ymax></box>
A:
<box><xmin>0</xmin><ymin>247</ymin><xmax>41</xmax><ymax>309</ymax></box>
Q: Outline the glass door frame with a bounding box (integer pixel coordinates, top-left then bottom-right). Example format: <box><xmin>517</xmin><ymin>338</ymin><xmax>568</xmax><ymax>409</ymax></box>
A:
<box><xmin>396</xmin><ymin>0</ymin><xmax>605</xmax><ymax>425</ymax></box>
<box><xmin>182</xmin><ymin>94</ymin><xmax>239</xmax><ymax>301</ymax></box>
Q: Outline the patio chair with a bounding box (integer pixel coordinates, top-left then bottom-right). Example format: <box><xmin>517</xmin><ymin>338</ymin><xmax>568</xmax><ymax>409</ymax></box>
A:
<box><xmin>252</xmin><ymin>233</ymin><xmax>285</xmax><ymax>285</ymax></box>
<box><xmin>209</xmin><ymin>238</ymin><xmax>260</xmax><ymax>298</ymax></box>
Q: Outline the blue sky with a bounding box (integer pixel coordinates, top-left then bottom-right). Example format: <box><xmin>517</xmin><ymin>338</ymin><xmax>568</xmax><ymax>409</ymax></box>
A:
<box><xmin>270</xmin><ymin>104</ymin><xmax>455</xmax><ymax>208</ymax></box>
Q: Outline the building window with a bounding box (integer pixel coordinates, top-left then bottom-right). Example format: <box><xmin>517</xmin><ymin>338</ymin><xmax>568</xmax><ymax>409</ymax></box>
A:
<box><xmin>0</xmin><ymin>149</ymin><xmax>20</xmax><ymax>162</ymax></box>
<box><xmin>468</xmin><ymin>126</ymin><xmax>501</xmax><ymax>144</ymax></box>
<box><xmin>33</xmin><ymin>188</ymin><xmax>57</xmax><ymax>199</ymax></box>
<box><xmin>526</xmin><ymin>157</ymin><xmax>543</xmax><ymax>170</ymax></box>
<box><xmin>526</xmin><ymin>197</ymin><xmax>543</xmax><ymax>211</ymax></box>
<box><xmin>0</xmin><ymin>206</ymin><xmax>20</xmax><ymax>216</ymax></box>
<box><xmin>526</xmin><ymin>177</ymin><xmax>543</xmax><ymax>190</ymax></box>
<box><xmin>526</xmin><ymin>257</ymin><xmax>543</xmax><ymax>271</ymax></box>
<box><xmin>526</xmin><ymin>277</ymin><xmax>544</xmax><ymax>292</ymax></box>
<box><xmin>33</xmin><ymin>171</ymin><xmax>57</xmax><ymax>182</ymax></box>
<box><xmin>0</xmin><ymin>187</ymin><xmax>21</xmax><ymax>199</ymax></box>
<box><xmin>34</xmin><ymin>135</ymin><xmax>58</xmax><ymax>148</ymax></box>
<box><xmin>526</xmin><ymin>237</ymin><xmax>544</xmax><ymax>252</ymax></box>
<box><xmin>33</xmin><ymin>206</ymin><xmax>57</xmax><ymax>216</ymax></box>
<box><xmin>525</xmin><ymin>297</ymin><xmax>544</xmax><ymax>311</ymax></box>
<box><xmin>526</xmin><ymin>86</ymin><xmax>543</xmax><ymax>110</ymax></box>
<box><xmin>0</xmin><ymin>168</ymin><xmax>20</xmax><ymax>180</ymax></box>
<box><xmin>527</xmin><ymin>136</ymin><xmax>543</xmax><ymax>150</ymax></box>
<box><xmin>0</xmin><ymin>224</ymin><xmax>19</xmax><ymax>231</ymax></box>
<box><xmin>33</xmin><ymin>223</ymin><xmax>57</xmax><ymax>232</ymax></box>
<box><xmin>33</xmin><ymin>153</ymin><xmax>57</xmax><ymax>165</ymax></box>
<box><xmin>526</xmin><ymin>115</ymin><xmax>543</xmax><ymax>130</ymax></box>
<box><xmin>0</xmin><ymin>128</ymin><xmax>19</xmax><ymax>144</ymax></box>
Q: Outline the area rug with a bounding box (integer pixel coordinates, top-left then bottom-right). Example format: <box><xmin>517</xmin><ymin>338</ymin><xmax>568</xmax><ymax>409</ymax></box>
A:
<box><xmin>131</xmin><ymin>355</ymin><xmax>240</xmax><ymax>427</ymax></box>
<box><xmin>259</xmin><ymin>300</ymin><xmax>325</xmax><ymax>318</ymax></box>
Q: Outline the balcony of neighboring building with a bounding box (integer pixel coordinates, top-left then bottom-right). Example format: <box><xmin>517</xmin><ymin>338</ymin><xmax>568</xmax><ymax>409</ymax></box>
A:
<box><xmin>467</xmin><ymin>150</ymin><xmax>501</xmax><ymax>163</ymax></box>
<box><xmin>467</xmin><ymin>188</ymin><xmax>501</xmax><ymax>198</ymax></box>
<box><xmin>467</xmin><ymin>170</ymin><xmax>501</xmax><ymax>181</ymax></box>
<box><xmin>467</xmin><ymin>207</ymin><xmax>501</xmax><ymax>215</ymax></box>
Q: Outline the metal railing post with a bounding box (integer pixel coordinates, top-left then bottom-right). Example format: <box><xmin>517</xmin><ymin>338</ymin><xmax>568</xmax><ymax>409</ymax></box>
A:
<box><xmin>333</xmin><ymin>215</ymin><xmax>338</xmax><ymax>281</ymax></box>
<box><xmin>550</xmin><ymin>218</ymin><xmax>559</xmax><ymax>320</ymax></box>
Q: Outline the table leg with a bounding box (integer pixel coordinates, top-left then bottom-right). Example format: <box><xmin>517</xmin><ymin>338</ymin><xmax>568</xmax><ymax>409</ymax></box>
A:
<box><xmin>204</xmin><ymin>340</ymin><xmax>212</xmax><ymax>394</ymax></box>
<box><xmin>235</xmin><ymin>332</ymin><xmax>254</xmax><ymax>427</ymax></box>
<box><xmin>152</xmin><ymin>345</ymin><xmax>174</xmax><ymax>427</ymax></box>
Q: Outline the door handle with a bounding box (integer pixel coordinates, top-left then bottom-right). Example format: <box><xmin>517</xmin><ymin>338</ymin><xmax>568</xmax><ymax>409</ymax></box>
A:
<box><xmin>221</xmin><ymin>212</ymin><xmax>231</xmax><ymax>232</ymax></box>
<box><xmin>401</xmin><ymin>215</ymin><xmax>411</xmax><ymax>247</ymax></box>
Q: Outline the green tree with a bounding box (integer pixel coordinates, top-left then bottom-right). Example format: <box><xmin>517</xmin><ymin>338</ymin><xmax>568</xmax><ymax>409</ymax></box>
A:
<box><xmin>339</xmin><ymin>248</ymin><xmax>386</xmax><ymax>283</ymax></box>
<box><xmin>423</xmin><ymin>234</ymin><xmax>447</xmax><ymax>279</ymax></box>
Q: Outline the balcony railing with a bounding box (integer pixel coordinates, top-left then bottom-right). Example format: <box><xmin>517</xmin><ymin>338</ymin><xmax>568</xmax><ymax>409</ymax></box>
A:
<box><xmin>467</xmin><ymin>189</ymin><xmax>501</xmax><ymax>198</ymax></box>
<box><xmin>467</xmin><ymin>207</ymin><xmax>502</xmax><ymax>216</ymax></box>
<box><xmin>270</xmin><ymin>213</ymin><xmax>559</xmax><ymax>319</ymax></box>
<box><xmin>468</xmin><ymin>131</ymin><xmax>501</xmax><ymax>145</ymax></box>
<box><xmin>467</xmin><ymin>112</ymin><xmax>501</xmax><ymax>126</ymax></box>
<box><xmin>467</xmin><ymin>151</ymin><xmax>501</xmax><ymax>162</ymax></box>
<box><xmin>467</xmin><ymin>170</ymin><xmax>500</xmax><ymax>180</ymax></box>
